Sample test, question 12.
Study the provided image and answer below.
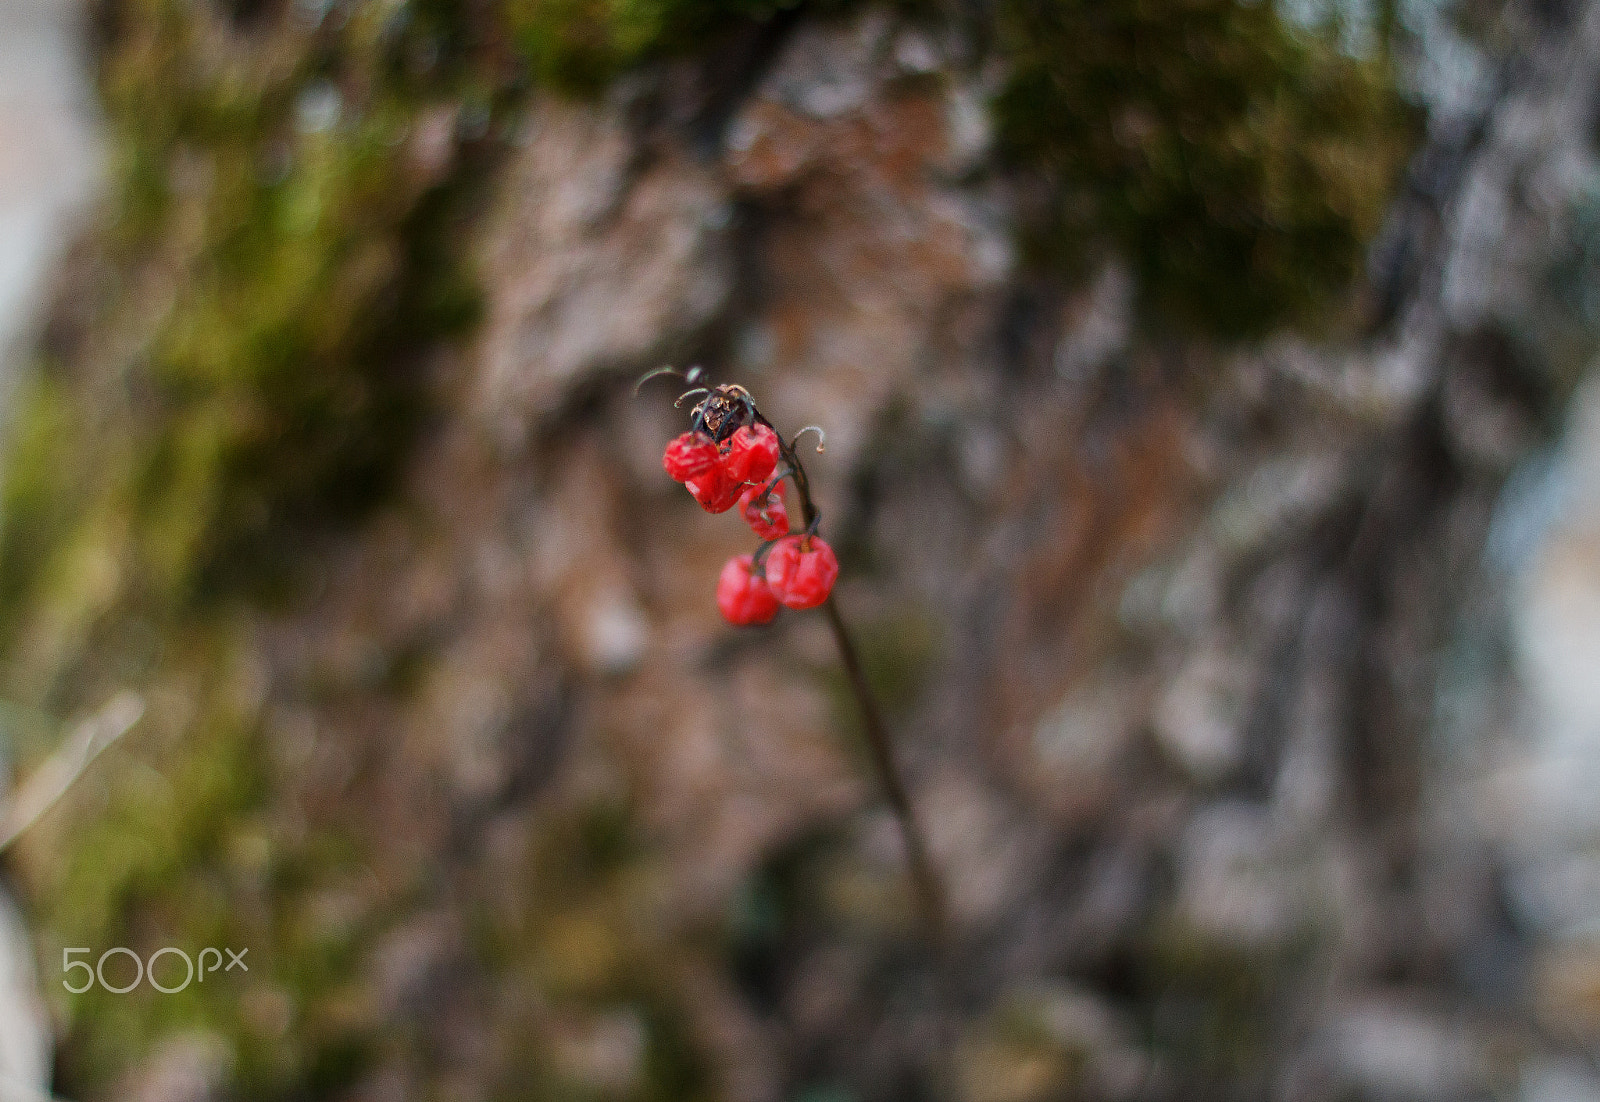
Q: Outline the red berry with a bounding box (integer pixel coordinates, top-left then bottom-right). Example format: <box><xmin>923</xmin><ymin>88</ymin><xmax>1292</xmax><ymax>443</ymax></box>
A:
<box><xmin>685</xmin><ymin>467</ymin><xmax>743</xmax><ymax>513</ymax></box>
<box><xmin>763</xmin><ymin>535</ymin><xmax>838</xmax><ymax>610</ymax></box>
<box><xmin>723</xmin><ymin>424</ymin><xmax>780</xmax><ymax>485</ymax></box>
<box><xmin>717</xmin><ymin>554</ymin><xmax>780</xmax><ymax>625</ymax></box>
<box><xmin>663</xmin><ymin>431</ymin><xmax>721</xmax><ymax>483</ymax></box>
<box><xmin>738</xmin><ymin>483</ymin><xmax>789</xmax><ymax>540</ymax></box>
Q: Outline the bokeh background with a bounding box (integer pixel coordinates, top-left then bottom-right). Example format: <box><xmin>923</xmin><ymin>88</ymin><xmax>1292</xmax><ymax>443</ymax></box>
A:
<box><xmin>0</xmin><ymin>0</ymin><xmax>1599</xmax><ymax>1098</ymax></box>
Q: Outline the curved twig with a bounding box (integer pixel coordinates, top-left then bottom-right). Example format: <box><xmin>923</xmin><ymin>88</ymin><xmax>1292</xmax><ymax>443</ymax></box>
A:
<box><xmin>791</xmin><ymin>425</ymin><xmax>826</xmax><ymax>453</ymax></box>
<box><xmin>634</xmin><ymin>364</ymin><xmax>685</xmax><ymax>394</ymax></box>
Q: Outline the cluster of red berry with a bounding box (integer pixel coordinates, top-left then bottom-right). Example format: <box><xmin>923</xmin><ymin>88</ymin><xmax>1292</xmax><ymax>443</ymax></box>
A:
<box><xmin>662</xmin><ymin>421</ymin><xmax>839</xmax><ymax>626</ymax></box>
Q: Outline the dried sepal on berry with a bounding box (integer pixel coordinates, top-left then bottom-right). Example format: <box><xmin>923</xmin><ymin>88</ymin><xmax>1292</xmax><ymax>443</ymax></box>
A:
<box><xmin>723</xmin><ymin>424</ymin><xmax>781</xmax><ymax>485</ymax></box>
<box><xmin>738</xmin><ymin>483</ymin><xmax>789</xmax><ymax>540</ymax></box>
<box><xmin>764</xmin><ymin>535</ymin><xmax>839</xmax><ymax>610</ymax></box>
<box><xmin>693</xmin><ymin>385</ymin><xmax>755</xmax><ymax>442</ymax></box>
<box><xmin>717</xmin><ymin>554</ymin><xmax>780</xmax><ymax>625</ymax></box>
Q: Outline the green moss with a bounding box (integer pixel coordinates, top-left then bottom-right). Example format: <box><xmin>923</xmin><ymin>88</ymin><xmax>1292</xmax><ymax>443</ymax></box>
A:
<box><xmin>958</xmin><ymin>991</ymin><xmax>1097</xmax><ymax>1102</ymax></box>
<box><xmin>855</xmin><ymin>607</ymin><xmax>941</xmax><ymax>714</ymax></box>
<box><xmin>38</xmin><ymin>673</ymin><xmax>260</xmax><ymax>1088</ymax></box>
<box><xmin>34</xmin><ymin>663</ymin><xmax>394</xmax><ymax>1100</ymax></box>
<box><xmin>0</xmin><ymin>1</ymin><xmax>493</xmax><ymax>631</ymax></box>
<box><xmin>816</xmin><ymin>605</ymin><xmax>941</xmax><ymax>752</ymax></box>
<box><xmin>460</xmin><ymin>796</ymin><xmax>719</xmax><ymax>1100</ymax></box>
<box><xmin>505</xmin><ymin>0</ymin><xmax>814</xmax><ymax>93</ymax></box>
<box><xmin>996</xmin><ymin>0</ymin><xmax>1414</xmax><ymax>337</ymax></box>
<box><xmin>0</xmin><ymin>3</ymin><xmax>502</xmax><ymax>1098</ymax></box>
<box><xmin>510</xmin><ymin>0</ymin><xmax>1413</xmax><ymax>333</ymax></box>
<box><xmin>1132</xmin><ymin>917</ymin><xmax>1315</xmax><ymax>1085</ymax></box>
<box><xmin>0</xmin><ymin>376</ymin><xmax>86</xmax><ymax>625</ymax></box>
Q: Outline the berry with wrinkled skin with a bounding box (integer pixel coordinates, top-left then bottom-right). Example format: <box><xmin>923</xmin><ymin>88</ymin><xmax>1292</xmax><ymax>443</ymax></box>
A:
<box><xmin>738</xmin><ymin>483</ymin><xmax>789</xmax><ymax>540</ymax></box>
<box><xmin>686</xmin><ymin>468</ymin><xmax>743</xmax><ymax>513</ymax></box>
<box><xmin>764</xmin><ymin>535</ymin><xmax>839</xmax><ymax>610</ymax></box>
<box><xmin>662</xmin><ymin>431</ymin><xmax>721</xmax><ymax>483</ymax></box>
<box><xmin>717</xmin><ymin>555</ymin><xmax>780</xmax><ymax>625</ymax></box>
<box><xmin>723</xmin><ymin>424</ymin><xmax>781</xmax><ymax>484</ymax></box>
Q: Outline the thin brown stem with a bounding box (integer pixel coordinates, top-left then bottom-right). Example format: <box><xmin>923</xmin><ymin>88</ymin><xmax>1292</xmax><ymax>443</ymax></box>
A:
<box><xmin>767</xmin><ymin>413</ymin><xmax>948</xmax><ymax>950</ymax></box>
<box><xmin>822</xmin><ymin>594</ymin><xmax>958</xmax><ymax>1101</ymax></box>
<box><xmin>821</xmin><ymin>595</ymin><xmax>947</xmax><ymax>950</ymax></box>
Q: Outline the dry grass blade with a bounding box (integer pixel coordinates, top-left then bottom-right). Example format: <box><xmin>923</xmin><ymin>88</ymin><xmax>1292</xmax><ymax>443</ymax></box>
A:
<box><xmin>0</xmin><ymin>692</ymin><xmax>145</xmax><ymax>853</ymax></box>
